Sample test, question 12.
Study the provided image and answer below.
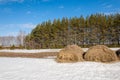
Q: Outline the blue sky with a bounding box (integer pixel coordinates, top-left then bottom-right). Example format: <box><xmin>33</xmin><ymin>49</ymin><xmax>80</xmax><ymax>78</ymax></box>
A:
<box><xmin>0</xmin><ymin>0</ymin><xmax>120</xmax><ymax>36</ymax></box>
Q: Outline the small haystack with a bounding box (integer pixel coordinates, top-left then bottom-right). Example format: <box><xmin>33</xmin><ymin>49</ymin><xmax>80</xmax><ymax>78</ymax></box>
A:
<box><xmin>84</xmin><ymin>45</ymin><xmax>118</xmax><ymax>62</ymax></box>
<box><xmin>116</xmin><ymin>49</ymin><xmax>120</xmax><ymax>60</ymax></box>
<box><xmin>56</xmin><ymin>45</ymin><xmax>84</xmax><ymax>63</ymax></box>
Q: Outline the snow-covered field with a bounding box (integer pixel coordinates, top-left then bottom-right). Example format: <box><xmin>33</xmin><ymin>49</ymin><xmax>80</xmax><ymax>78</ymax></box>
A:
<box><xmin>0</xmin><ymin>57</ymin><xmax>120</xmax><ymax>80</ymax></box>
<box><xmin>0</xmin><ymin>48</ymin><xmax>119</xmax><ymax>53</ymax></box>
<box><xmin>0</xmin><ymin>49</ymin><xmax>61</xmax><ymax>53</ymax></box>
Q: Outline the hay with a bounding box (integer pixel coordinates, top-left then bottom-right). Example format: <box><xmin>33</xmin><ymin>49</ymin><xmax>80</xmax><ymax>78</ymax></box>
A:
<box><xmin>116</xmin><ymin>49</ymin><xmax>120</xmax><ymax>60</ymax></box>
<box><xmin>56</xmin><ymin>45</ymin><xmax>84</xmax><ymax>62</ymax></box>
<box><xmin>84</xmin><ymin>45</ymin><xmax>118</xmax><ymax>62</ymax></box>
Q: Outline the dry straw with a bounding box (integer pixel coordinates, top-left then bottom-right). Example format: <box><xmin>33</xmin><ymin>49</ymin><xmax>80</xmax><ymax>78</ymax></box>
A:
<box><xmin>56</xmin><ymin>45</ymin><xmax>84</xmax><ymax>63</ymax></box>
<box><xmin>84</xmin><ymin>45</ymin><xmax>118</xmax><ymax>62</ymax></box>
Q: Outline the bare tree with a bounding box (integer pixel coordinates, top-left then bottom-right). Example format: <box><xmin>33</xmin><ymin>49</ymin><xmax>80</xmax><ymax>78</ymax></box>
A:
<box><xmin>17</xmin><ymin>30</ymin><xmax>26</xmax><ymax>46</ymax></box>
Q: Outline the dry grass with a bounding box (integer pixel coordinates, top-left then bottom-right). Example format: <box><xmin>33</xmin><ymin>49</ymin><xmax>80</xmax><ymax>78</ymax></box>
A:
<box><xmin>0</xmin><ymin>52</ymin><xmax>58</xmax><ymax>58</ymax></box>
<box><xmin>84</xmin><ymin>45</ymin><xmax>118</xmax><ymax>62</ymax></box>
<box><xmin>56</xmin><ymin>45</ymin><xmax>84</xmax><ymax>63</ymax></box>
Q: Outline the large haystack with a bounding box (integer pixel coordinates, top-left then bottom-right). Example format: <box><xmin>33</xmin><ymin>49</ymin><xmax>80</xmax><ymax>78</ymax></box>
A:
<box><xmin>56</xmin><ymin>45</ymin><xmax>84</xmax><ymax>62</ymax></box>
<box><xmin>116</xmin><ymin>49</ymin><xmax>120</xmax><ymax>60</ymax></box>
<box><xmin>84</xmin><ymin>45</ymin><xmax>118</xmax><ymax>62</ymax></box>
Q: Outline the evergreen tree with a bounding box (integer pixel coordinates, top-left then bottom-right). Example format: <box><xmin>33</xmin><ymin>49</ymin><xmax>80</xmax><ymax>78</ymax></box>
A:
<box><xmin>25</xmin><ymin>13</ymin><xmax>120</xmax><ymax>49</ymax></box>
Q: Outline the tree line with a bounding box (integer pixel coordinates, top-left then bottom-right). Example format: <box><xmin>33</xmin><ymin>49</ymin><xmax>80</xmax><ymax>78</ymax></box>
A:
<box><xmin>0</xmin><ymin>31</ymin><xmax>25</xmax><ymax>49</ymax></box>
<box><xmin>25</xmin><ymin>13</ymin><xmax>120</xmax><ymax>49</ymax></box>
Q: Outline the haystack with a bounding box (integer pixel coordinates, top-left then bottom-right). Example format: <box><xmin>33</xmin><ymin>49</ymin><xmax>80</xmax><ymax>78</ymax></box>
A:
<box><xmin>116</xmin><ymin>49</ymin><xmax>120</xmax><ymax>60</ymax></box>
<box><xmin>84</xmin><ymin>45</ymin><xmax>118</xmax><ymax>62</ymax></box>
<box><xmin>56</xmin><ymin>45</ymin><xmax>84</xmax><ymax>62</ymax></box>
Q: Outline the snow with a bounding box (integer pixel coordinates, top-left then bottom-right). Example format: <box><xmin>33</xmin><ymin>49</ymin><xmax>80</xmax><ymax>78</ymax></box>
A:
<box><xmin>0</xmin><ymin>48</ymin><xmax>119</xmax><ymax>53</ymax></box>
<box><xmin>0</xmin><ymin>49</ymin><xmax>61</xmax><ymax>53</ymax></box>
<box><xmin>110</xmin><ymin>48</ymin><xmax>120</xmax><ymax>51</ymax></box>
<box><xmin>0</xmin><ymin>57</ymin><xmax>120</xmax><ymax>80</ymax></box>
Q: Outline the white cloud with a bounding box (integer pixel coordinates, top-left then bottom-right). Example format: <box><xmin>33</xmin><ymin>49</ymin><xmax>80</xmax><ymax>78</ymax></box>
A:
<box><xmin>104</xmin><ymin>11</ymin><xmax>120</xmax><ymax>15</ymax></box>
<box><xmin>11</xmin><ymin>0</ymin><xmax>24</xmax><ymax>2</ymax></box>
<box><xmin>42</xmin><ymin>0</ymin><xmax>50</xmax><ymax>2</ymax></box>
<box><xmin>101</xmin><ymin>3</ymin><xmax>107</xmax><ymax>6</ymax></box>
<box><xmin>58</xmin><ymin>5</ymin><xmax>64</xmax><ymax>9</ymax></box>
<box><xmin>104</xmin><ymin>4</ymin><xmax>112</xmax><ymax>8</ymax></box>
<box><xmin>6</xmin><ymin>32</ymin><xmax>19</xmax><ymax>36</ymax></box>
<box><xmin>101</xmin><ymin>3</ymin><xmax>112</xmax><ymax>8</ymax></box>
<box><xmin>101</xmin><ymin>2</ymin><xmax>120</xmax><ymax>15</ymax></box>
<box><xmin>2</xmin><ymin>8</ymin><xmax>12</xmax><ymax>14</ymax></box>
<box><xmin>1</xmin><ymin>23</ymin><xmax>36</xmax><ymax>29</ymax></box>
<box><xmin>75</xmin><ymin>7</ymin><xmax>81</xmax><ymax>12</ymax></box>
<box><xmin>20</xmin><ymin>23</ymin><xmax>36</xmax><ymax>29</ymax></box>
<box><xmin>0</xmin><ymin>0</ymin><xmax>24</xmax><ymax>3</ymax></box>
<box><xmin>0</xmin><ymin>23</ymin><xmax>36</xmax><ymax>36</ymax></box>
<box><xmin>26</xmin><ymin>11</ymin><xmax>31</xmax><ymax>14</ymax></box>
<box><xmin>103</xmin><ymin>8</ymin><xmax>120</xmax><ymax>15</ymax></box>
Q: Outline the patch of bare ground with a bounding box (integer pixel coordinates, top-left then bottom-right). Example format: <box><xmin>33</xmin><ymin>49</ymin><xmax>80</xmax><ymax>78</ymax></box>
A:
<box><xmin>0</xmin><ymin>52</ymin><xmax>58</xmax><ymax>58</ymax></box>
